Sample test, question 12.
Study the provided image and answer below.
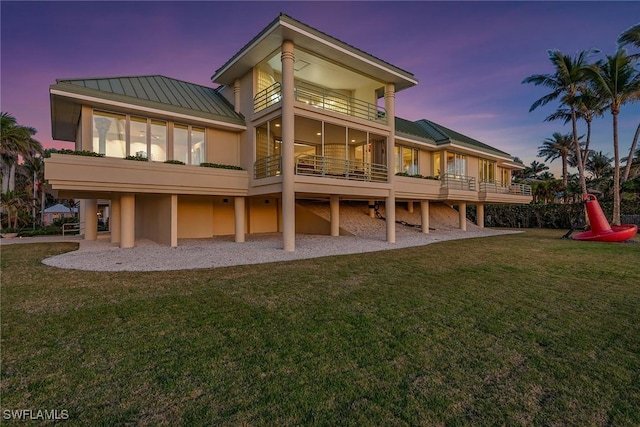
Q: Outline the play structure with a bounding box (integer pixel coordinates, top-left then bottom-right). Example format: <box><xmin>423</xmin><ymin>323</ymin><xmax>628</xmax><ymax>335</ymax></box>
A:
<box><xmin>572</xmin><ymin>194</ymin><xmax>638</xmax><ymax>242</ymax></box>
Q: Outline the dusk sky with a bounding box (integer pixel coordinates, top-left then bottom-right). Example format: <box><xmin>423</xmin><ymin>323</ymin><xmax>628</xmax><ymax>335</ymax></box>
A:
<box><xmin>2</xmin><ymin>1</ymin><xmax>639</xmax><ymax>176</ymax></box>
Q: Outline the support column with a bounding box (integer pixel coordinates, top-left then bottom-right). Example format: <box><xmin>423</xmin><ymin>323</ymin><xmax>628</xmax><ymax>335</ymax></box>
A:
<box><xmin>330</xmin><ymin>195</ymin><xmax>339</xmax><ymax>237</ymax></box>
<box><xmin>233</xmin><ymin>79</ymin><xmax>241</xmax><ymax>114</ymax></box>
<box><xmin>407</xmin><ymin>201</ymin><xmax>414</xmax><ymax>213</ymax></box>
<box><xmin>459</xmin><ymin>202</ymin><xmax>467</xmax><ymax>231</ymax></box>
<box><xmin>120</xmin><ymin>194</ymin><xmax>135</xmax><ymax>248</ymax></box>
<box><xmin>110</xmin><ymin>195</ymin><xmax>121</xmax><ymax>244</ymax></box>
<box><xmin>477</xmin><ymin>203</ymin><xmax>485</xmax><ymax>228</ymax></box>
<box><xmin>170</xmin><ymin>194</ymin><xmax>178</xmax><ymax>247</ymax></box>
<box><xmin>84</xmin><ymin>199</ymin><xmax>98</xmax><ymax>241</ymax></box>
<box><xmin>421</xmin><ymin>200</ymin><xmax>429</xmax><ymax>234</ymax></box>
<box><xmin>234</xmin><ymin>196</ymin><xmax>245</xmax><ymax>243</ymax></box>
<box><xmin>385</xmin><ymin>83</ymin><xmax>396</xmax><ymax>244</ymax></box>
<box><xmin>386</xmin><ymin>196</ymin><xmax>395</xmax><ymax>243</ymax></box>
<box><xmin>281</xmin><ymin>40</ymin><xmax>296</xmax><ymax>251</ymax></box>
<box><xmin>369</xmin><ymin>200</ymin><xmax>375</xmax><ymax>218</ymax></box>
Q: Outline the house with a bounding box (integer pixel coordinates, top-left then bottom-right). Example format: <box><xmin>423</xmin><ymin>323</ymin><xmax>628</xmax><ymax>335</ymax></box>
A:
<box><xmin>42</xmin><ymin>203</ymin><xmax>77</xmax><ymax>225</ymax></box>
<box><xmin>45</xmin><ymin>13</ymin><xmax>531</xmax><ymax>250</ymax></box>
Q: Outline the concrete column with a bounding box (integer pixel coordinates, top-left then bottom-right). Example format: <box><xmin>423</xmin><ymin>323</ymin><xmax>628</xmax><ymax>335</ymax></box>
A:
<box><xmin>369</xmin><ymin>200</ymin><xmax>376</xmax><ymax>218</ymax></box>
<box><xmin>281</xmin><ymin>40</ymin><xmax>296</xmax><ymax>251</ymax></box>
<box><xmin>421</xmin><ymin>200</ymin><xmax>429</xmax><ymax>234</ymax></box>
<box><xmin>170</xmin><ymin>194</ymin><xmax>178</xmax><ymax>247</ymax></box>
<box><xmin>477</xmin><ymin>203</ymin><xmax>485</xmax><ymax>228</ymax></box>
<box><xmin>234</xmin><ymin>196</ymin><xmax>245</xmax><ymax>243</ymax></box>
<box><xmin>330</xmin><ymin>195</ymin><xmax>340</xmax><ymax>237</ymax></box>
<box><xmin>84</xmin><ymin>199</ymin><xmax>98</xmax><ymax>241</ymax></box>
<box><xmin>407</xmin><ymin>201</ymin><xmax>414</xmax><ymax>213</ymax></box>
<box><xmin>386</xmin><ymin>196</ymin><xmax>395</xmax><ymax>243</ymax></box>
<box><xmin>120</xmin><ymin>194</ymin><xmax>135</xmax><ymax>248</ymax></box>
<box><xmin>385</xmin><ymin>83</ymin><xmax>396</xmax><ymax>244</ymax></box>
<box><xmin>233</xmin><ymin>79</ymin><xmax>241</xmax><ymax>114</ymax></box>
<box><xmin>459</xmin><ymin>202</ymin><xmax>467</xmax><ymax>231</ymax></box>
<box><xmin>110</xmin><ymin>195</ymin><xmax>121</xmax><ymax>244</ymax></box>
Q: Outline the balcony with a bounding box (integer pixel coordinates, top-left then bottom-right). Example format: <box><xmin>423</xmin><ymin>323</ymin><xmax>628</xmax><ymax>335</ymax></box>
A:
<box><xmin>253</xmin><ymin>155</ymin><xmax>388</xmax><ymax>183</ymax></box>
<box><xmin>478</xmin><ymin>180</ymin><xmax>532</xmax><ymax>203</ymax></box>
<box><xmin>441</xmin><ymin>174</ymin><xmax>476</xmax><ymax>191</ymax></box>
<box><xmin>253</xmin><ymin>81</ymin><xmax>387</xmax><ymax>124</ymax></box>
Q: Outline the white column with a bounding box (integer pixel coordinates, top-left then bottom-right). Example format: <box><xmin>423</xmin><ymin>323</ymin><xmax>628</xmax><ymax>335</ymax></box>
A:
<box><xmin>234</xmin><ymin>196</ymin><xmax>245</xmax><ymax>243</ymax></box>
<box><xmin>407</xmin><ymin>201</ymin><xmax>414</xmax><ymax>213</ymax></box>
<box><xmin>330</xmin><ymin>195</ymin><xmax>340</xmax><ymax>237</ymax></box>
<box><xmin>110</xmin><ymin>195</ymin><xmax>121</xmax><ymax>244</ymax></box>
<box><xmin>120</xmin><ymin>194</ymin><xmax>135</xmax><ymax>248</ymax></box>
<box><xmin>459</xmin><ymin>202</ymin><xmax>467</xmax><ymax>231</ymax></box>
<box><xmin>369</xmin><ymin>199</ymin><xmax>375</xmax><ymax>218</ymax></box>
<box><xmin>477</xmin><ymin>203</ymin><xmax>485</xmax><ymax>228</ymax></box>
<box><xmin>386</xmin><ymin>196</ymin><xmax>395</xmax><ymax>243</ymax></box>
<box><xmin>84</xmin><ymin>199</ymin><xmax>97</xmax><ymax>241</ymax></box>
<box><xmin>421</xmin><ymin>200</ymin><xmax>429</xmax><ymax>234</ymax></box>
<box><xmin>281</xmin><ymin>40</ymin><xmax>296</xmax><ymax>251</ymax></box>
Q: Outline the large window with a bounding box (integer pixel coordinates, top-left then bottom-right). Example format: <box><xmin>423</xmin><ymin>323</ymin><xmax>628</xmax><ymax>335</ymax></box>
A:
<box><xmin>92</xmin><ymin>110</ymin><xmax>179</xmax><ymax>163</ymax></box>
<box><xmin>93</xmin><ymin>111</ymin><xmax>125</xmax><ymax>157</ymax></box>
<box><xmin>174</xmin><ymin>124</ymin><xmax>205</xmax><ymax>165</ymax></box>
<box><xmin>395</xmin><ymin>145</ymin><xmax>419</xmax><ymax>174</ymax></box>
<box><xmin>479</xmin><ymin>159</ymin><xmax>496</xmax><ymax>183</ymax></box>
<box><xmin>446</xmin><ymin>152</ymin><xmax>466</xmax><ymax>177</ymax></box>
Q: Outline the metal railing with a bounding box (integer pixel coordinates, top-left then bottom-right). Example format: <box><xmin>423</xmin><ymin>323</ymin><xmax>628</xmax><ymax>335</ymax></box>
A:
<box><xmin>253</xmin><ymin>82</ymin><xmax>282</xmax><ymax>112</ymax></box>
<box><xmin>441</xmin><ymin>174</ymin><xmax>476</xmax><ymax>191</ymax></box>
<box><xmin>479</xmin><ymin>180</ymin><xmax>532</xmax><ymax>196</ymax></box>
<box><xmin>254</xmin><ymin>154</ymin><xmax>282</xmax><ymax>179</ymax></box>
<box><xmin>252</xmin><ymin>81</ymin><xmax>387</xmax><ymax>124</ymax></box>
<box><xmin>295</xmin><ymin>155</ymin><xmax>388</xmax><ymax>182</ymax></box>
<box><xmin>295</xmin><ymin>82</ymin><xmax>387</xmax><ymax>123</ymax></box>
<box><xmin>62</xmin><ymin>222</ymin><xmax>81</xmax><ymax>236</ymax></box>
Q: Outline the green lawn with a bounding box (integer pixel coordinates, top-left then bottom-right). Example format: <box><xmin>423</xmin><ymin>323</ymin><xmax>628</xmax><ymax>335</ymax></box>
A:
<box><xmin>1</xmin><ymin>229</ymin><xmax>639</xmax><ymax>425</ymax></box>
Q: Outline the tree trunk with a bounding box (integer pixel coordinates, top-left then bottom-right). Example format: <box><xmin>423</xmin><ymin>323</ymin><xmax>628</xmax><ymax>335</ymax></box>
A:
<box><xmin>571</xmin><ymin>109</ymin><xmax>588</xmax><ymax>225</ymax></box>
<box><xmin>622</xmin><ymin>122</ymin><xmax>640</xmax><ymax>183</ymax></box>
<box><xmin>612</xmin><ymin>112</ymin><xmax>621</xmax><ymax>225</ymax></box>
<box><xmin>40</xmin><ymin>187</ymin><xmax>45</xmax><ymax>225</ymax></box>
<box><xmin>582</xmin><ymin>119</ymin><xmax>592</xmax><ymax>171</ymax></box>
<box><xmin>8</xmin><ymin>162</ymin><xmax>16</xmax><ymax>192</ymax></box>
<box><xmin>562</xmin><ymin>154</ymin><xmax>568</xmax><ymax>203</ymax></box>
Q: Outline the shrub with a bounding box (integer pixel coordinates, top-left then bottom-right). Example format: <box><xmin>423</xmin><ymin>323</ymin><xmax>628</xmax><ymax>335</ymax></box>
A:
<box><xmin>57</xmin><ymin>149</ymin><xmax>105</xmax><ymax>157</ymax></box>
<box><xmin>164</xmin><ymin>160</ymin><xmax>185</xmax><ymax>165</ymax></box>
<box><xmin>199</xmin><ymin>163</ymin><xmax>243</xmax><ymax>171</ymax></box>
<box><xmin>124</xmin><ymin>154</ymin><xmax>148</xmax><ymax>161</ymax></box>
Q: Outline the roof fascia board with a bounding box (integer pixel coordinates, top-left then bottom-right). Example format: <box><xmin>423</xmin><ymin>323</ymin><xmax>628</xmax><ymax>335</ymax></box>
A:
<box><xmin>395</xmin><ymin>135</ymin><xmax>436</xmax><ymax>148</ymax></box>
<box><xmin>50</xmin><ymin>89</ymin><xmax>247</xmax><ymax>131</ymax></box>
<box><xmin>443</xmin><ymin>142</ymin><xmax>513</xmax><ymax>161</ymax></box>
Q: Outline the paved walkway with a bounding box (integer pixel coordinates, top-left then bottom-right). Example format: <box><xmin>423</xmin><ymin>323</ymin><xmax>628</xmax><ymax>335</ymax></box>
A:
<box><xmin>1</xmin><ymin>228</ymin><xmax>522</xmax><ymax>272</ymax></box>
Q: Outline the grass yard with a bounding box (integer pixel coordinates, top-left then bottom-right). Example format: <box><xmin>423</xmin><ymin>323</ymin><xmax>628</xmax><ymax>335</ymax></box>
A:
<box><xmin>1</xmin><ymin>229</ymin><xmax>639</xmax><ymax>425</ymax></box>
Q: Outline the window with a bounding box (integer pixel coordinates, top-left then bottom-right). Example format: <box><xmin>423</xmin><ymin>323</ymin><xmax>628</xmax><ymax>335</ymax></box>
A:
<box><xmin>150</xmin><ymin>120</ymin><xmax>167</xmax><ymax>162</ymax></box>
<box><xmin>395</xmin><ymin>145</ymin><xmax>418</xmax><ymax>174</ymax></box>
<box><xmin>499</xmin><ymin>167</ymin><xmax>510</xmax><ymax>186</ymax></box>
<box><xmin>446</xmin><ymin>152</ymin><xmax>466</xmax><ymax>177</ymax></box>
<box><xmin>173</xmin><ymin>124</ymin><xmax>205</xmax><ymax>165</ymax></box>
<box><xmin>479</xmin><ymin>159</ymin><xmax>496</xmax><ymax>183</ymax></box>
<box><xmin>433</xmin><ymin>152</ymin><xmax>441</xmax><ymax>177</ymax></box>
<box><xmin>93</xmin><ymin>111</ymin><xmax>125</xmax><ymax>157</ymax></box>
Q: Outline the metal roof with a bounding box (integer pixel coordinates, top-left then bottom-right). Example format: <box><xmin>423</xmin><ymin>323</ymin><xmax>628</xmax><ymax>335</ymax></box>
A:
<box><xmin>53</xmin><ymin>75</ymin><xmax>245</xmax><ymax>125</ymax></box>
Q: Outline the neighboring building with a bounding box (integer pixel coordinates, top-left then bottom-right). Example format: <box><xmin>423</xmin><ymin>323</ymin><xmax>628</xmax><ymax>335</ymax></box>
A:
<box><xmin>43</xmin><ymin>203</ymin><xmax>77</xmax><ymax>225</ymax></box>
<box><xmin>45</xmin><ymin>13</ymin><xmax>531</xmax><ymax>250</ymax></box>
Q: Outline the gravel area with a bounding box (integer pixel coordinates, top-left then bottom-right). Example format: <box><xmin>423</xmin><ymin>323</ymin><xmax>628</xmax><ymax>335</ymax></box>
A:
<box><xmin>5</xmin><ymin>204</ymin><xmax>521</xmax><ymax>272</ymax></box>
<box><xmin>38</xmin><ymin>226</ymin><xmax>521</xmax><ymax>272</ymax></box>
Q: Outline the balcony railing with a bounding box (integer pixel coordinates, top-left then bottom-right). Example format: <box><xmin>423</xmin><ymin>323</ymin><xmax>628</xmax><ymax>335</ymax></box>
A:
<box><xmin>253</xmin><ymin>81</ymin><xmax>387</xmax><ymax>124</ymax></box>
<box><xmin>253</xmin><ymin>82</ymin><xmax>282</xmax><ymax>112</ymax></box>
<box><xmin>254</xmin><ymin>154</ymin><xmax>282</xmax><ymax>179</ymax></box>
<box><xmin>480</xmin><ymin>180</ymin><xmax>532</xmax><ymax>196</ymax></box>
<box><xmin>296</xmin><ymin>155</ymin><xmax>388</xmax><ymax>182</ymax></box>
<box><xmin>441</xmin><ymin>174</ymin><xmax>476</xmax><ymax>191</ymax></box>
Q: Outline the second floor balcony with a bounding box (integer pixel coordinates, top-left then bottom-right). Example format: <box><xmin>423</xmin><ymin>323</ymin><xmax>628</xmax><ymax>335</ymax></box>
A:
<box><xmin>253</xmin><ymin>82</ymin><xmax>387</xmax><ymax>124</ymax></box>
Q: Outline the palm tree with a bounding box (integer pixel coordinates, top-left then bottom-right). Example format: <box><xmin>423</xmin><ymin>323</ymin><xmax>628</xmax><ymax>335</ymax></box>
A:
<box><xmin>22</xmin><ymin>156</ymin><xmax>46</xmax><ymax>225</ymax></box>
<box><xmin>537</xmin><ymin>132</ymin><xmax>574</xmax><ymax>201</ymax></box>
<box><xmin>583</xmin><ymin>49</ymin><xmax>640</xmax><ymax>224</ymax></box>
<box><xmin>523</xmin><ymin>160</ymin><xmax>549</xmax><ymax>180</ymax></box>
<box><xmin>523</xmin><ymin>49</ymin><xmax>596</xmax><ymax>199</ymax></box>
<box><xmin>586</xmin><ymin>151</ymin><xmax>613</xmax><ymax>179</ymax></box>
<box><xmin>1</xmin><ymin>112</ymin><xmax>42</xmax><ymax>194</ymax></box>
<box><xmin>618</xmin><ymin>23</ymin><xmax>640</xmax><ymax>54</ymax></box>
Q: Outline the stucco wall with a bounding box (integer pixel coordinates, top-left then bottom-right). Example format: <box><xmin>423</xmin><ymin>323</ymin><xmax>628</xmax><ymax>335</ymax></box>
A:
<box><xmin>212</xmin><ymin>196</ymin><xmax>236</xmax><ymax>235</ymax></box>
<box><xmin>135</xmin><ymin>194</ymin><xmax>173</xmax><ymax>245</ymax></box>
<box><xmin>177</xmin><ymin>195</ymin><xmax>214</xmax><ymax>238</ymax></box>
<box><xmin>249</xmin><ymin>197</ymin><xmax>279</xmax><ymax>233</ymax></box>
<box><xmin>207</xmin><ymin>129</ymin><xmax>240</xmax><ymax>166</ymax></box>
